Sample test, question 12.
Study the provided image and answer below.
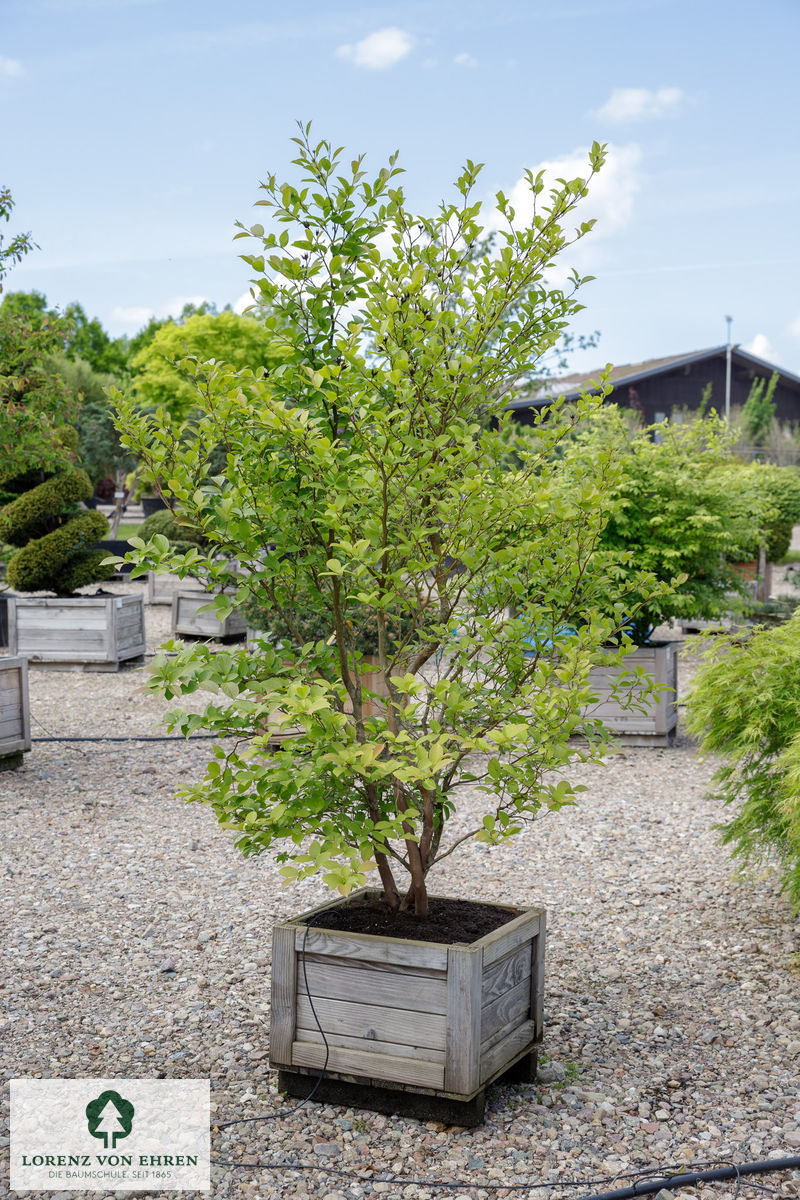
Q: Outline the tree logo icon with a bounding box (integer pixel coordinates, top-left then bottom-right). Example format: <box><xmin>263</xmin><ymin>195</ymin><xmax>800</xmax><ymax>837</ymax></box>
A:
<box><xmin>85</xmin><ymin>1090</ymin><xmax>135</xmax><ymax>1149</ymax></box>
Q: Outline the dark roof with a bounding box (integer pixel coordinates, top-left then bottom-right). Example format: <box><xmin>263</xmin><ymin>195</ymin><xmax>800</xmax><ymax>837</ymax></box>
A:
<box><xmin>507</xmin><ymin>345</ymin><xmax>800</xmax><ymax>409</ymax></box>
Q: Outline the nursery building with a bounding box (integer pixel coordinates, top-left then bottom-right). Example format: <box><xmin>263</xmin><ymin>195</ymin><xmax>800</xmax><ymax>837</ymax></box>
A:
<box><xmin>507</xmin><ymin>345</ymin><xmax>800</xmax><ymax>427</ymax></box>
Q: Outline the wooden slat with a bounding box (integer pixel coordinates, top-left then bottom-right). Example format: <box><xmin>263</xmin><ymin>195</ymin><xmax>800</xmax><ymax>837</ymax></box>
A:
<box><xmin>294</xmin><ymin>926</ymin><xmax>449</xmax><ymax>971</ymax></box>
<box><xmin>269</xmin><ymin>925</ymin><xmax>297</xmax><ymax>1067</ymax></box>
<box><xmin>480</xmin><ymin>976</ymin><xmax>531</xmax><ymax>1044</ymax></box>
<box><xmin>480</xmin><ymin>1019</ymin><xmax>537</xmax><ymax>1086</ymax></box>
<box><xmin>531</xmin><ymin>915</ymin><xmax>546</xmax><ymax>1041</ymax></box>
<box><xmin>0</xmin><ymin>738</ymin><xmax>26</xmax><ymax>756</ymax></box>
<box><xmin>290</xmin><ymin>1039</ymin><xmax>444</xmax><ymax>1090</ymax></box>
<box><xmin>301</xmin><ymin>958</ymin><xmax>446</xmax><ymax>1014</ymax></box>
<box><xmin>293</xmin><ymin>1026</ymin><xmax>446</xmax><ymax>1066</ymax></box>
<box><xmin>295</xmin><ymin>993</ymin><xmax>446</xmax><ymax>1051</ymax></box>
<box><xmin>481</xmin><ymin>907</ymin><xmax>542</xmax><ymax>968</ymax></box>
<box><xmin>481</xmin><ymin>1010</ymin><xmax>530</xmax><ymax>1056</ymax></box>
<box><xmin>445</xmin><ymin>945</ymin><xmax>482</xmax><ymax>1096</ymax></box>
<box><xmin>305</xmin><ymin>949</ymin><xmax>445</xmax><ymax>981</ymax></box>
<box><xmin>481</xmin><ymin>943</ymin><xmax>531</xmax><ymax>1004</ymax></box>
<box><xmin>18</xmin><ymin>612</ymin><xmax>108</xmax><ymax>628</ymax></box>
<box><xmin>0</xmin><ymin>656</ymin><xmax>30</xmax><ymax>754</ymax></box>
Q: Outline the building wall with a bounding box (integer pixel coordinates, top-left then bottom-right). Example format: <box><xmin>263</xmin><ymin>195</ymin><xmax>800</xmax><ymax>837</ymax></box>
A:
<box><xmin>609</xmin><ymin>356</ymin><xmax>799</xmax><ymax>426</ymax></box>
<box><xmin>510</xmin><ymin>354</ymin><xmax>800</xmax><ymax>427</ymax></box>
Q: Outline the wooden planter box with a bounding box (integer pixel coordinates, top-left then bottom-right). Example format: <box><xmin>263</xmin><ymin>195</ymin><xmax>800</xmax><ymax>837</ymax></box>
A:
<box><xmin>8</xmin><ymin>595</ymin><xmax>146</xmax><ymax>671</ymax></box>
<box><xmin>147</xmin><ymin>570</ymin><xmax>185</xmax><ymax>606</ymax></box>
<box><xmin>348</xmin><ymin>654</ymin><xmax>391</xmax><ymax>718</ymax></box>
<box><xmin>0</xmin><ymin>656</ymin><xmax>31</xmax><ymax>769</ymax></box>
<box><xmin>271</xmin><ymin>889</ymin><xmax>545</xmax><ymax>1123</ymax></box>
<box><xmin>171</xmin><ymin>590</ymin><xmax>247</xmax><ymax>640</ymax></box>
<box><xmin>585</xmin><ymin>641</ymin><xmax>680</xmax><ymax>747</ymax></box>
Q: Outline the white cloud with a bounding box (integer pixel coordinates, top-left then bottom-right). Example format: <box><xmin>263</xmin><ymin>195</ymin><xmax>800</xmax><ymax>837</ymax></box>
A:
<box><xmin>788</xmin><ymin>314</ymin><xmax>800</xmax><ymax>338</ymax></box>
<box><xmin>454</xmin><ymin>52</ymin><xmax>478</xmax><ymax>68</ymax></box>
<box><xmin>0</xmin><ymin>56</ymin><xmax>23</xmax><ymax>78</ymax></box>
<box><xmin>233</xmin><ymin>290</ymin><xmax>256</xmax><ymax>315</ymax></box>
<box><xmin>500</xmin><ymin>142</ymin><xmax>642</xmax><ymax>241</ymax></box>
<box><xmin>108</xmin><ymin>305</ymin><xmax>156</xmax><ymax>334</ymax></box>
<box><xmin>107</xmin><ymin>294</ymin><xmax>211</xmax><ymax>335</ymax></box>
<box><xmin>336</xmin><ymin>27</ymin><xmax>414</xmax><ymax>70</ymax></box>
<box><xmin>743</xmin><ymin>333</ymin><xmax>780</xmax><ymax>363</ymax></box>
<box><xmin>591</xmin><ymin>86</ymin><xmax>684</xmax><ymax>123</ymax></box>
<box><xmin>422</xmin><ymin>57</ymin><xmax>438</xmax><ymax>69</ymax></box>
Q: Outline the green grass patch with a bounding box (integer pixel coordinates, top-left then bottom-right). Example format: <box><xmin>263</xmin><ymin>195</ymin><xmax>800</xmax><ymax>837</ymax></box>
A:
<box><xmin>114</xmin><ymin>523</ymin><xmax>144</xmax><ymax>541</ymax></box>
<box><xmin>779</xmin><ymin>550</ymin><xmax>800</xmax><ymax>564</ymax></box>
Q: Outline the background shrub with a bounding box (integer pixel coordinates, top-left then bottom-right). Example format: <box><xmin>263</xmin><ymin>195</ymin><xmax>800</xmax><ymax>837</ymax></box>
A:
<box><xmin>686</xmin><ymin>613</ymin><xmax>800</xmax><ymax>909</ymax></box>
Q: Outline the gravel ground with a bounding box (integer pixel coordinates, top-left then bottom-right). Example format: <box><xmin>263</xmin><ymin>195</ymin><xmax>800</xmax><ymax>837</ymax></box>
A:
<box><xmin>2</xmin><ymin>573</ymin><xmax>800</xmax><ymax>1200</ymax></box>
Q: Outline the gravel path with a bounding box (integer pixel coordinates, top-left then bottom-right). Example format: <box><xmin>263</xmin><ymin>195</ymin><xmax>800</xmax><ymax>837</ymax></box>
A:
<box><xmin>2</xmin><ymin>575</ymin><xmax>800</xmax><ymax>1200</ymax></box>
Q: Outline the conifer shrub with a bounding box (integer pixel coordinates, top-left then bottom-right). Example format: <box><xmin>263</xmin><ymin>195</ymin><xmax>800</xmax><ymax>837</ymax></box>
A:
<box><xmin>0</xmin><ymin>464</ymin><xmax>114</xmax><ymax>594</ymax></box>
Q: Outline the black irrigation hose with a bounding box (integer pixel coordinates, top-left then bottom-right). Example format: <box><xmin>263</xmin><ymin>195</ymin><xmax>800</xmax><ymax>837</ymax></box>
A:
<box><xmin>31</xmin><ymin>734</ymin><xmax>237</xmax><ymax>742</ymax></box>
<box><xmin>583</xmin><ymin>1157</ymin><xmax>800</xmax><ymax>1199</ymax></box>
<box><xmin>206</xmin><ymin>1154</ymin><xmax>800</xmax><ymax>1196</ymax></box>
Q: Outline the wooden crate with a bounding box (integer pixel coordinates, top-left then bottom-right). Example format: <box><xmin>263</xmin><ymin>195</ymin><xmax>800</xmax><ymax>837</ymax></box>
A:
<box><xmin>171</xmin><ymin>591</ymin><xmax>247</xmax><ymax>640</ymax></box>
<box><xmin>0</xmin><ymin>656</ymin><xmax>31</xmax><ymax>767</ymax></box>
<box><xmin>584</xmin><ymin>641</ymin><xmax>680</xmax><ymax>746</ymax></box>
<box><xmin>8</xmin><ymin>596</ymin><xmax>146</xmax><ymax>671</ymax></box>
<box><xmin>270</xmin><ymin>888</ymin><xmax>545</xmax><ymax>1103</ymax></box>
<box><xmin>147</xmin><ymin>570</ymin><xmax>185</xmax><ymax>606</ymax></box>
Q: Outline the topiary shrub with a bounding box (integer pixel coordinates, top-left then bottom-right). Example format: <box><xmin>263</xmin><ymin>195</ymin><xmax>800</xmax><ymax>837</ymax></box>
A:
<box><xmin>0</xmin><ymin>464</ymin><xmax>114</xmax><ymax>594</ymax></box>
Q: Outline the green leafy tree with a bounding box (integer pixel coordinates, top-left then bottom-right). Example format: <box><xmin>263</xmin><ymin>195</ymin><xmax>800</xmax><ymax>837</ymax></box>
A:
<box><xmin>62</xmin><ymin>302</ymin><xmax>129</xmax><ymax>375</ymax></box>
<box><xmin>130</xmin><ymin>310</ymin><xmax>282</xmax><ymax>422</ymax></box>
<box><xmin>686</xmin><ymin>613</ymin><xmax>800</xmax><ymax>910</ymax></box>
<box><xmin>113</xmin><ymin>128</ymin><xmax>668</xmax><ymax>917</ymax></box>
<box><xmin>53</xmin><ymin>354</ymin><xmax>133</xmax><ymax>486</ymax></box>
<box><xmin>585</xmin><ymin>408</ymin><xmax>761</xmax><ymax>643</ymax></box>
<box><xmin>0</xmin><ymin>194</ymin><xmax>77</xmax><ymax>485</ymax></box>
<box><xmin>2</xmin><ymin>292</ymin><xmax>129</xmax><ymax>376</ymax></box>
<box><xmin>742</xmin><ymin>371</ymin><xmax>778</xmax><ymax>446</ymax></box>
<box><xmin>1</xmin><ymin>289</ymin><xmax>50</xmax><ymax>321</ymax></box>
<box><xmin>0</xmin><ymin>188</ymin><xmax>37</xmax><ymax>292</ymax></box>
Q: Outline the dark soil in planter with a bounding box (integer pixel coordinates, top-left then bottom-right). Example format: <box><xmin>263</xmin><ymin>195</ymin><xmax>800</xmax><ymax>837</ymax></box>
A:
<box><xmin>308</xmin><ymin>894</ymin><xmax>518</xmax><ymax>944</ymax></box>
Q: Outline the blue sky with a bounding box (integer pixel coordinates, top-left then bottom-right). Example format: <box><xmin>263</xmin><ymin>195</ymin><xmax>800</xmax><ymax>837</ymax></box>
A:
<box><xmin>3</xmin><ymin>0</ymin><xmax>799</xmax><ymax>377</ymax></box>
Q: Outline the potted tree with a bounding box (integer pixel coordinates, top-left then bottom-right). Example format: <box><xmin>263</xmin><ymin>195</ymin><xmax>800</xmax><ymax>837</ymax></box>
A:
<box><xmin>577</xmin><ymin>409</ymin><xmax>761</xmax><ymax>744</ymax></box>
<box><xmin>0</xmin><ymin>438</ymin><xmax>145</xmax><ymax>670</ymax></box>
<box><xmin>112</xmin><ymin>129</ymin><xmax>665</xmax><ymax>1122</ymax></box>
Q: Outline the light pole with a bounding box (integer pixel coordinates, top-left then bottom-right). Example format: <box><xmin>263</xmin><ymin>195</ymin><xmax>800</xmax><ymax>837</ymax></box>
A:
<box><xmin>724</xmin><ymin>315</ymin><xmax>733</xmax><ymax>423</ymax></box>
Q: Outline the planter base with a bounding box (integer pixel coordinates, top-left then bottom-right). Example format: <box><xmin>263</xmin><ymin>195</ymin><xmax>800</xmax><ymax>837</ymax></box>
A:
<box><xmin>0</xmin><ymin>751</ymin><xmax>24</xmax><ymax>772</ymax></box>
<box><xmin>278</xmin><ymin>1049</ymin><xmax>537</xmax><ymax>1126</ymax></box>
<box><xmin>25</xmin><ymin>655</ymin><xmax>145</xmax><ymax>673</ymax></box>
